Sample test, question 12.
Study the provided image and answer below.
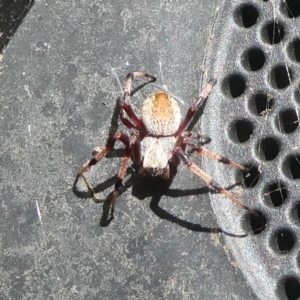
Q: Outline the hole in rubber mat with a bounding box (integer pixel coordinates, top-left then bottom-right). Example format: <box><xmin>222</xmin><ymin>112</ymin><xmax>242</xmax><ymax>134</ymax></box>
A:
<box><xmin>270</xmin><ymin>229</ymin><xmax>295</xmax><ymax>253</ymax></box>
<box><xmin>295</xmin><ymin>87</ymin><xmax>300</xmax><ymax>104</ymax></box>
<box><xmin>243</xmin><ymin>210</ymin><xmax>267</xmax><ymax>235</ymax></box>
<box><xmin>250</xmin><ymin>93</ymin><xmax>274</xmax><ymax>116</ymax></box>
<box><xmin>270</xmin><ymin>65</ymin><xmax>293</xmax><ymax>89</ymax></box>
<box><xmin>242</xmin><ymin>48</ymin><xmax>266</xmax><ymax>71</ymax></box>
<box><xmin>262</xmin><ymin>21</ymin><xmax>285</xmax><ymax>45</ymax></box>
<box><xmin>222</xmin><ymin>74</ymin><xmax>246</xmax><ymax>98</ymax></box>
<box><xmin>234</xmin><ymin>4</ymin><xmax>259</xmax><ymax>28</ymax></box>
<box><xmin>242</xmin><ymin>164</ymin><xmax>260</xmax><ymax>188</ymax></box>
<box><xmin>282</xmin><ymin>154</ymin><xmax>300</xmax><ymax>179</ymax></box>
<box><xmin>287</xmin><ymin>38</ymin><xmax>300</xmax><ymax>62</ymax></box>
<box><xmin>281</xmin><ymin>0</ymin><xmax>300</xmax><ymax>19</ymax></box>
<box><xmin>256</xmin><ymin>137</ymin><xmax>280</xmax><ymax>161</ymax></box>
<box><xmin>278</xmin><ymin>109</ymin><xmax>299</xmax><ymax>133</ymax></box>
<box><xmin>277</xmin><ymin>276</ymin><xmax>300</xmax><ymax>300</ymax></box>
<box><xmin>290</xmin><ymin>203</ymin><xmax>300</xmax><ymax>225</ymax></box>
<box><xmin>229</xmin><ymin>119</ymin><xmax>253</xmax><ymax>143</ymax></box>
<box><xmin>263</xmin><ymin>181</ymin><xmax>288</xmax><ymax>207</ymax></box>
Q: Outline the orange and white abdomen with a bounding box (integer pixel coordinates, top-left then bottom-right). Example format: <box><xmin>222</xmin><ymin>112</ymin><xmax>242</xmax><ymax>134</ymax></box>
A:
<box><xmin>141</xmin><ymin>91</ymin><xmax>182</xmax><ymax>135</ymax></box>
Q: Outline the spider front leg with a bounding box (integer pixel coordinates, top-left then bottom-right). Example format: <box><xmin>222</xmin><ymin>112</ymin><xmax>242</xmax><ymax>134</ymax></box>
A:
<box><xmin>175</xmin><ymin>147</ymin><xmax>257</xmax><ymax>216</ymax></box>
<box><xmin>121</xmin><ymin>72</ymin><xmax>156</xmax><ymax>132</ymax></box>
<box><xmin>181</xmin><ymin>134</ymin><xmax>248</xmax><ymax>171</ymax></box>
<box><xmin>74</xmin><ymin>132</ymin><xmax>130</xmax><ymax>215</ymax></box>
<box><xmin>174</xmin><ymin>80</ymin><xmax>216</xmax><ymax>136</ymax></box>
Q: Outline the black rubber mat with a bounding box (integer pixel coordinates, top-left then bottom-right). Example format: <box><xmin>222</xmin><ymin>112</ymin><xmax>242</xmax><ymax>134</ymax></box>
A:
<box><xmin>202</xmin><ymin>1</ymin><xmax>300</xmax><ymax>299</ymax></box>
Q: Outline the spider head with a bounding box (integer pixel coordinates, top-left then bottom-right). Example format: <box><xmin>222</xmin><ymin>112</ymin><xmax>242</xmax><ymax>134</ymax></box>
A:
<box><xmin>142</xmin><ymin>165</ymin><xmax>170</xmax><ymax>179</ymax></box>
<box><xmin>140</xmin><ymin>136</ymin><xmax>174</xmax><ymax>180</ymax></box>
<box><xmin>142</xmin><ymin>151</ymin><xmax>169</xmax><ymax>178</ymax></box>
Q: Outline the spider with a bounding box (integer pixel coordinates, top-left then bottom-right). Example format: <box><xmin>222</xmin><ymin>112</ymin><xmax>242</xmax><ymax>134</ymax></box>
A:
<box><xmin>74</xmin><ymin>71</ymin><xmax>256</xmax><ymax>220</ymax></box>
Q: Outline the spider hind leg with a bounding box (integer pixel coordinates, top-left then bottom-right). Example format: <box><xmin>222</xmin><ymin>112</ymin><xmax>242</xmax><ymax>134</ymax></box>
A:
<box><xmin>74</xmin><ymin>132</ymin><xmax>131</xmax><ymax>217</ymax></box>
<box><xmin>175</xmin><ymin>147</ymin><xmax>257</xmax><ymax>216</ymax></box>
<box><xmin>192</xmin><ymin>145</ymin><xmax>248</xmax><ymax>171</ymax></box>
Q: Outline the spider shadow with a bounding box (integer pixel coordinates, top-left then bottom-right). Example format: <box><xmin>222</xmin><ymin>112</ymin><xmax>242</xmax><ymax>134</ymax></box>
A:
<box><xmin>73</xmin><ymin>162</ymin><xmax>247</xmax><ymax>238</ymax></box>
<box><xmin>131</xmin><ymin>164</ymin><xmax>247</xmax><ymax>237</ymax></box>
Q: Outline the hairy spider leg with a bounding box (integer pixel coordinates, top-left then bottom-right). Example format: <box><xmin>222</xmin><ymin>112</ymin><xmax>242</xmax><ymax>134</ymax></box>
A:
<box><xmin>110</xmin><ymin>144</ymin><xmax>131</xmax><ymax>218</ymax></box>
<box><xmin>192</xmin><ymin>146</ymin><xmax>248</xmax><ymax>171</ymax></box>
<box><xmin>119</xmin><ymin>107</ymin><xmax>137</xmax><ymax>130</ymax></box>
<box><xmin>130</xmin><ymin>135</ymin><xmax>142</xmax><ymax>165</ymax></box>
<box><xmin>120</xmin><ymin>72</ymin><xmax>156</xmax><ymax>132</ymax></box>
<box><xmin>175</xmin><ymin>147</ymin><xmax>258</xmax><ymax>216</ymax></box>
<box><xmin>106</xmin><ymin>134</ymin><xmax>143</xmax><ymax>217</ymax></box>
<box><xmin>176</xmin><ymin>131</ymin><xmax>248</xmax><ymax>170</ymax></box>
<box><xmin>74</xmin><ymin>132</ymin><xmax>130</xmax><ymax>205</ymax></box>
<box><xmin>174</xmin><ymin>80</ymin><xmax>216</xmax><ymax>136</ymax></box>
<box><xmin>181</xmin><ymin>135</ymin><xmax>248</xmax><ymax>171</ymax></box>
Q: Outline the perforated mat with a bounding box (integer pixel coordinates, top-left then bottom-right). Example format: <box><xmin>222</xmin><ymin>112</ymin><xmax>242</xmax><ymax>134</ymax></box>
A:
<box><xmin>201</xmin><ymin>1</ymin><xmax>300</xmax><ymax>299</ymax></box>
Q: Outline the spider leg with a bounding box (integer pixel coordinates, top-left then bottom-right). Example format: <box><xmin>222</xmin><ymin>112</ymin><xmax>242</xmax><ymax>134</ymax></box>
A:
<box><xmin>131</xmin><ymin>135</ymin><xmax>142</xmax><ymax>165</ymax></box>
<box><xmin>74</xmin><ymin>132</ymin><xmax>130</xmax><ymax>203</ymax></box>
<box><xmin>176</xmin><ymin>131</ymin><xmax>211</xmax><ymax>147</ymax></box>
<box><xmin>193</xmin><ymin>146</ymin><xmax>247</xmax><ymax>171</ymax></box>
<box><xmin>174</xmin><ymin>80</ymin><xmax>216</xmax><ymax>136</ymax></box>
<box><xmin>79</xmin><ymin>173</ymin><xmax>103</xmax><ymax>203</ymax></box>
<box><xmin>120</xmin><ymin>107</ymin><xmax>138</xmax><ymax>130</ymax></box>
<box><xmin>120</xmin><ymin>72</ymin><xmax>156</xmax><ymax>132</ymax></box>
<box><xmin>175</xmin><ymin>147</ymin><xmax>258</xmax><ymax>216</ymax></box>
<box><xmin>184</xmin><ymin>140</ymin><xmax>248</xmax><ymax>171</ymax></box>
<box><xmin>178</xmin><ymin>132</ymin><xmax>248</xmax><ymax>171</ymax></box>
<box><xmin>110</xmin><ymin>144</ymin><xmax>131</xmax><ymax>218</ymax></box>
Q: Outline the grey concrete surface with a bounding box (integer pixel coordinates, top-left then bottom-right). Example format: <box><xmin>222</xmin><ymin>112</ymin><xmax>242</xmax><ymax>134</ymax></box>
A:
<box><xmin>0</xmin><ymin>1</ymin><xmax>258</xmax><ymax>299</ymax></box>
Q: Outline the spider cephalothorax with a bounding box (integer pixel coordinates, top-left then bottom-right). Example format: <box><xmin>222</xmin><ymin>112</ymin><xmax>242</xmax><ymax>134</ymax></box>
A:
<box><xmin>74</xmin><ymin>72</ymin><xmax>256</xmax><ymax>220</ymax></box>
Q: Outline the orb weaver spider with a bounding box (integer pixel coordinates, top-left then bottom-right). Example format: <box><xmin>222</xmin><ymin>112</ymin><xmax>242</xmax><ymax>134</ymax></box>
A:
<box><xmin>74</xmin><ymin>72</ymin><xmax>256</xmax><ymax>220</ymax></box>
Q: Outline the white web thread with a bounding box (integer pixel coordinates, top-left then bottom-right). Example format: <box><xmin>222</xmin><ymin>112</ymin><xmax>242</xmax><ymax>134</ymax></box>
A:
<box><xmin>26</xmin><ymin>122</ymin><xmax>60</xmax><ymax>282</ymax></box>
<box><xmin>111</xmin><ymin>62</ymin><xmax>185</xmax><ymax>105</ymax></box>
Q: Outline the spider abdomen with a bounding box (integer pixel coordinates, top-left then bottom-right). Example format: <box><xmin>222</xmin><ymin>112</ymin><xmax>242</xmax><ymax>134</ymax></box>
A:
<box><xmin>141</xmin><ymin>91</ymin><xmax>181</xmax><ymax>135</ymax></box>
